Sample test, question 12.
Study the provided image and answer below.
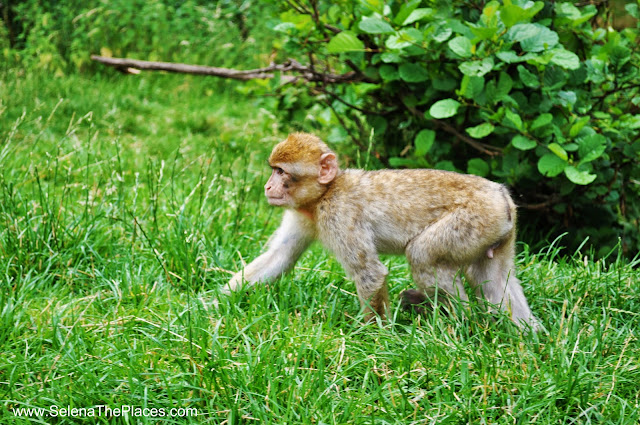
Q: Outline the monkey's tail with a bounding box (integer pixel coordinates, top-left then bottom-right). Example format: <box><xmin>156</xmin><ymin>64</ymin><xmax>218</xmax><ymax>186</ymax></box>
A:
<box><xmin>500</xmin><ymin>185</ymin><xmax>517</xmax><ymax>227</ymax></box>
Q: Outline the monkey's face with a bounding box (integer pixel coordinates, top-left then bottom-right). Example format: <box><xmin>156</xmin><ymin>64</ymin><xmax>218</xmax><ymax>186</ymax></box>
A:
<box><xmin>264</xmin><ymin>164</ymin><xmax>326</xmax><ymax>209</ymax></box>
<box><xmin>265</xmin><ymin>134</ymin><xmax>340</xmax><ymax>210</ymax></box>
<box><xmin>265</xmin><ymin>166</ymin><xmax>294</xmax><ymax>207</ymax></box>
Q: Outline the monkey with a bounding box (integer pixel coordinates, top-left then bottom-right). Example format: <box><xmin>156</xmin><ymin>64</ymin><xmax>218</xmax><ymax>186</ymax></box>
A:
<box><xmin>223</xmin><ymin>132</ymin><xmax>540</xmax><ymax>330</ymax></box>
<box><xmin>486</xmin><ymin>242</ymin><xmax>501</xmax><ymax>259</ymax></box>
<box><xmin>400</xmin><ymin>289</ymin><xmax>430</xmax><ymax>316</ymax></box>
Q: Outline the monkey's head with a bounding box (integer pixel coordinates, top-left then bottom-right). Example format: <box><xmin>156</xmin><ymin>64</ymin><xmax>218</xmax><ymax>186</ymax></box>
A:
<box><xmin>265</xmin><ymin>133</ymin><xmax>339</xmax><ymax>209</ymax></box>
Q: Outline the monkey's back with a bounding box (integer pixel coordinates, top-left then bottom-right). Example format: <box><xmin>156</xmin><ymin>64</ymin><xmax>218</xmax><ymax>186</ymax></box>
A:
<box><xmin>315</xmin><ymin>169</ymin><xmax>515</xmax><ymax>255</ymax></box>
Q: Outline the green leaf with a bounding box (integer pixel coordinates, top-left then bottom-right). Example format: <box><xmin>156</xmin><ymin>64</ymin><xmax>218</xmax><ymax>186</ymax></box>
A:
<box><xmin>399</xmin><ymin>63</ymin><xmax>429</xmax><ymax>83</ymax></box>
<box><xmin>500</xmin><ymin>4</ymin><xmax>529</xmax><ymax>28</ymax></box>
<box><xmin>400</xmin><ymin>28</ymin><xmax>423</xmax><ymax>43</ymax></box>
<box><xmin>577</xmin><ymin>134</ymin><xmax>607</xmax><ymax>163</ymax></box>
<box><xmin>367</xmin><ymin>115</ymin><xmax>388</xmax><ymax>136</ymax></box>
<box><xmin>389</xmin><ymin>157</ymin><xmax>417</xmax><ymax>168</ymax></box>
<box><xmin>273</xmin><ymin>22</ymin><xmax>296</xmax><ymax>33</ymax></box>
<box><xmin>496</xmin><ymin>51</ymin><xmax>518</xmax><ymax>63</ymax></box>
<box><xmin>432</xmin><ymin>76</ymin><xmax>458</xmax><ymax>92</ymax></box>
<box><xmin>530</xmin><ymin>113</ymin><xmax>553</xmax><ymax>130</ymax></box>
<box><xmin>459</xmin><ymin>57</ymin><xmax>494</xmax><ymax>77</ymax></box>
<box><xmin>538</xmin><ymin>153</ymin><xmax>567</xmax><ymax>177</ymax></box>
<box><xmin>431</xmin><ymin>22</ymin><xmax>453</xmax><ymax>42</ymax></box>
<box><xmin>548</xmin><ymin>143</ymin><xmax>568</xmax><ymax>161</ymax></box>
<box><xmin>624</xmin><ymin>114</ymin><xmax>640</xmax><ymax>129</ymax></box>
<box><xmin>360</xmin><ymin>0</ymin><xmax>384</xmax><ymax>14</ymax></box>
<box><xmin>586</xmin><ymin>59</ymin><xmax>606</xmax><ymax>84</ymax></box>
<box><xmin>435</xmin><ymin>160</ymin><xmax>456</xmax><ymax>172</ymax></box>
<box><xmin>556</xmin><ymin>91</ymin><xmax>577</xmax><ymax>109</ymax></box>
<box><xmin>380</xmin><ymin>52</ymin><xmax>402</xmax><ymax>63</ymax></box>
<box><xmin>359</xmin><ymin>17</ymin><xmax>395</xmax><ymax>34</ymax></box>
<box><xmin>482</xmin><ymin>1</ymin><xmax>500</xmax><ymax>19</ymax></box>
<box><xmin>466</xmin><ymin>123</ymin><xmax>494</xmax><ymax>139</ymax></box>
<box><xmin>609</xmin><ymin>45</ymin><xmax>631</xmax><ymax>67</ymax></box>
<box><xmin>460</xmin><ymin>75</ymin><xmax>484</xmax><ymax>99</ymax></box>
<box><xmin>521</xmin><ymin>27</ymin><xmax>559</xmax><ymax>52</ymax></box>
<box><xmin>528</xmin><ymin>2</ymin><xmax>545</xmax><ymax>17</ymax></box>
<box><xmin>555</xmin><ymin>3</ymin><xmax>597</xmax><ymax>26</ymax></box>
<box><xmin>542</xmin><ymin>66</ymin><xmax>568</xmax><ymax>90</ymax></box>
<box><xmin>506</xmin><ymin>23</ymin><xmax>540</xmax><ymax>42</ymax></box>
<box><xmin>327</xmin><ymin>31</ymin><xmax>364</xmax><ymax>53</ymax></box>
<box><xmin>554</xmin><ymin>3</ymin><xmax>582</xmax><ymax>20</ymax></box>
<box><xmin>497</xmin><ymin>72</ymin><xmax>513</xmax><ymax>97</ymax></box>
<box><xmin>467</xmin><ymin>158</ymin><xmax>489</xmax><ymax>177</ymax></box>
<box><xmin>429</xmin><ymin>99</ymin><xmax>461</xmax><ymax>119</ymax></box>
<box><xmin>279</xmin><ymin>10</ymin><xmax>313</xmax><ymax>30</ymax></box>
<box><xmin>379</xmin><ymin>65</ymin><xmax>400</xmax><ymax>82</ymax></box>
<box><xmin>564</xmin><ymin>166</ymin><xmax>596</xmax><ymax>185</ymax></box>
<box><xmin>403</xmin><ymin>95</ymin><xmax>418</xmax><ymax>108</ymax></box>
<box><xmin>517</xmin><ymin>65</ymin><xmax>539</xmax><ymax>88</ymax></box>
<box><xmin>496</xmin><ymin>51</ymin><xmax>537</xmax><ymax>63</ymax></box>
<box><xmin>569</xmin><ymin>117</ymin><xmax>589</xmax><ymax>138</ymax></box>
<box><xmin>386</xmin><ymin>29</ymin><xmax>420</xmax><ymax>49</ymax></box>
<box><xmin>550</xmin><ymin>48</ymin><xmax>580</xmax><ymax>70</ymax></box>
<box><xmin>393</xmin><ymin>0</ymin><xmax>421</xmax><ymax>25</ymax></box>
<box><xmin>504</xmin><ymin>109</ymin><xmax>523</xmax><ymax>130</ymax></box>
<box><xmin>512</xmin><ymin>135</ymin><xmax>536</xmax><ymax>150</ymax></box>
<box><xmin>402</xmin><ymin>8</ymin><xmax>433</xmax><ymax>25</ymax></box>
<box><xmin>414</xmin><ymin>129</ymin><xmax>435</xmax><ymax>155</ymax></box>
<box><xmin>563</xmin><ymin>143</ymin><xmax>579</xmax><ymax>152</ymax></box>
<box><xmin>448</xmin><ymin>36</ymin><xmax>473</xmax><ymax>58</ymax></box>
<box><xmin>501</xmin><ymin>2</ymin><xmax>544</xmax><ymax>27</ymax></box>
<box><xmin>469</xmin><ymin>26</ymin><xmax>498</xmax><ymax>41</ymax></box>
<box><xmin>506</xmin><ymin>23</ymin><xmax>558</xmax><ymax>52</ymax></box>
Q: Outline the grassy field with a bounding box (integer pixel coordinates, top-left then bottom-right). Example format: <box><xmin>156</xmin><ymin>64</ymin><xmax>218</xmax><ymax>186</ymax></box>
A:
<box><xmin>1</xmin><ymin>69</ymin><xmax>639</xmax><ymax>424</ymax></box>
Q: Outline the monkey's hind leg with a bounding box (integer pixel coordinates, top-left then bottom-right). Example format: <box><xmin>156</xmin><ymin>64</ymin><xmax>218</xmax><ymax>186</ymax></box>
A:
<box><xmin>404</xmin><ymin>217</ymin><xmax>471</xmax><ymax>309</ymax></box>
<box><xmin>466</xmin><ymin>235</ymin><xmax>541</xmax><ymax>331</ymax></box>
<box><xmin>407</xmin><ymin>264</ymin><xmax>468</xmax><ymax>304</ymax></box>
<box><xmin>400</xmin><ymin>287</ymin><xmax>456</xmax><ymax>317</ymax></box>
<box><xmin>400</xmin><ymin>288</ymin><xmax>429</xmax><ymax>315</ymax></box>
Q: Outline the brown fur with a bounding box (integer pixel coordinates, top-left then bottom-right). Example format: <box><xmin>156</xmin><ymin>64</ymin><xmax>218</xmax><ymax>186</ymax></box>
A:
<box><xmin>269</xmin><ymin>133</ymin><xmax>333</xmax><ymax>166</ymax></box>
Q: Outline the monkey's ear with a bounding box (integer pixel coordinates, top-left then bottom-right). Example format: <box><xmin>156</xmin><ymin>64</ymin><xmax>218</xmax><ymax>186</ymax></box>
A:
<box><xmin>318</xmin><ymin>152</ymin><xmax>338</xmax><ymax>184</ymax></box>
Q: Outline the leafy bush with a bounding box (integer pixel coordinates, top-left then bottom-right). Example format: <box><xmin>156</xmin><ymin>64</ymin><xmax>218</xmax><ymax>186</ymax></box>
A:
<box><xmin>264</xmin><ymin>0</ymin><xmax>640</xmax><ymax>256</ymax></box>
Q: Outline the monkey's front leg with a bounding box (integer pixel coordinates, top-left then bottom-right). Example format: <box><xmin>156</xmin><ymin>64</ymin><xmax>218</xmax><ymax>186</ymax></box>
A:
<box><xmin>223</xmin><ymin>210</ymin><xmax>315</xmax><ymax>296</ymax></box>
<box><xmin>341</xmin><ymin>255</ymin><xmax>390</xmax><ymax>321</ymax></box>
<box><xmin>365</xmin><ymin>283</ymin><xmax>390</xmax><ymax>322</ymax></box>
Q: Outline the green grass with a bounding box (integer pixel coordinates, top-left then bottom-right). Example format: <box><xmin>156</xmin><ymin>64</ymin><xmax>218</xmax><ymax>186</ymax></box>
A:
<box><xmin>1</xmin><ymin>69</ymin><xmax>639</xmax><ymax>424</ymax></box>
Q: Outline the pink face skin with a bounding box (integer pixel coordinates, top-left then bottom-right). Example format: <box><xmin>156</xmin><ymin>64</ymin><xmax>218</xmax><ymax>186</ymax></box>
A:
<box><xmin>264</xmin><ymin>153</ymin><xmax>338</xmax><ymax>210</ymax></box>
<box><xmin>264</xmin><ymin>166</ymin><xmax>291</xmax><ymax>206</ymax></box>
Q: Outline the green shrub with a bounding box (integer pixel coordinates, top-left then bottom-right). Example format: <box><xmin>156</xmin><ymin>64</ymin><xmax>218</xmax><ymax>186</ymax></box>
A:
<box><xmin>262</xmin><ymin>0</ymin><xmax>640</xmax><ymax>256</ymax></box>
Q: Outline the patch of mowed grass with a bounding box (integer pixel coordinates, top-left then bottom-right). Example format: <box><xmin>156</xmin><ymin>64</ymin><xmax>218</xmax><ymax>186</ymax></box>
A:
<box><xmin>1</xmin><ymin>70</ymin><xmax>639</xmax><ymax>424</ymax></box>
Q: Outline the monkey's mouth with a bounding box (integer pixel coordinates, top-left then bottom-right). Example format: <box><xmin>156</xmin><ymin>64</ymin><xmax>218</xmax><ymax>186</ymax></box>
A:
<box><xmin>267</xmin><ymin>196</ymin><xmax>286</xmax><ymax>205</ymax></box>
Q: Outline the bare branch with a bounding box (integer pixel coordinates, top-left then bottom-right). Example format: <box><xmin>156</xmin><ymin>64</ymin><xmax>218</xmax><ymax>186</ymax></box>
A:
<box><xmin>404</xmin><ymin>105</ymin><xmax>502</xmax><ymax>156</ymax></box>
<box><xmin>519</xmin><ymin>196</ymin><xmax>560</xmax><ymax>210</ymax></box>
<box><xmin>432</xmin><ymin>118</ymin><xmax>503</xmax><ymax>157</ymax></box>
<box><xmin>91</xmin><ymin>56</ymin><xmax>368</xmax><ymax>84</ymax></box>
<box><xmin>313</xmin><ymin>86</ymin><xmax>387</xmax><ymax>116</ymax></box>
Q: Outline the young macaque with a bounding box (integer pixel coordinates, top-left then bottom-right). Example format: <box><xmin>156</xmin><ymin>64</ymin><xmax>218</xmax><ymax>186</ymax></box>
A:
<box><xmin>224</xmin><ymin>133</ymin><xmax>540</xmax><ymax>330</ymax></box>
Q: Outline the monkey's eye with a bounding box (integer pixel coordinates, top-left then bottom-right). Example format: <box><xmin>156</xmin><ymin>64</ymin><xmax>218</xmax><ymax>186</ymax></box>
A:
<box><xmin>274</xmin><ymin>167</ymin><xmax>285</xmax><ymax>175</ymax></box>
